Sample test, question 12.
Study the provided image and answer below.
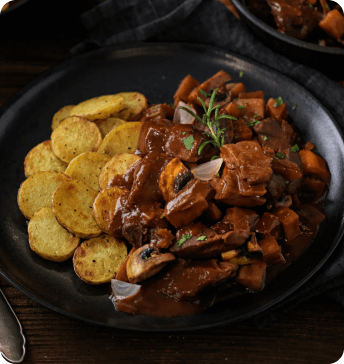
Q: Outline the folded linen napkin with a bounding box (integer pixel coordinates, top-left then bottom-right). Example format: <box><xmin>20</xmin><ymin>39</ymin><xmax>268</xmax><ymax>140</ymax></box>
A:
<box><xmin>72</xmin><ymin>0</ymin><xmax>344</xmax><ymax>327</ymax></box>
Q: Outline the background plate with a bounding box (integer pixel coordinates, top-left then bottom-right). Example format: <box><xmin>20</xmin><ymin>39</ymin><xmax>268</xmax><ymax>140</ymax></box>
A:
<box><xmin>0</xmin><ymin>43</ymin><xmax>343</xmax><ymax>331</ymax></box>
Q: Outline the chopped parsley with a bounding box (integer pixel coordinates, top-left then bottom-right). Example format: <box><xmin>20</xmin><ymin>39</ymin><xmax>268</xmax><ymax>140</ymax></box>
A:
<box><xmin>309</xmin><ymin>3</ymin><xmax>313</xmax><ymax>9</ymax></box>
<box><xmin>274</xmin><ymin>97</ymin><xmax>284</xmax><ymax>107</ymax></box>
<box><xmin>176</xmin><ymin>234</ymin><xmax>192</xmax><ymax>247</ymax></box>
<box><xmin>183</xmin><ymin>135</ymin><xmax>194</xmax><ymax>150</ymax></box>
<box><xmin>275</xmin><ymin>152</ymin><xmax>285</xmax><ymax>159</ymax></box>
<box><xmin>197</xmin><ymin>235</ymin><xmax>207</xmax><ymax>241</ymax></box>
<box><xmin>246</xmin><ymin>119</ymin><xmax>260</xmax><ymax>127</ymax></box>
<box><xmin>326</xmin><ymin>4</ymin><xmax>330</xmax><ymax>10</ymax></box>
<box><xmin>292</xmin><ymin>104</ymin><xmax>297</xmax><ymax>110</ymax></box>
<box><xmin>263</xmin><ymin>135</ymin><xmax>268</xmax><ymax>141</ymax></box>
<box><xmin>182</xmin><ymin>131</ymin><xmax>186</xmax><ymax>135</ymax></box>
<box><xmin>291</xmin><ymin>144</ymin><xmax>300</xmax><ymax>152</ymax></box>
<box><xmin>199</xmin><ymin>89</ymin><xmax>212</xmax><ymax>98</ymax></box>
<box><xmin>239</xmin><ymin>71</ymin><xmax>244</xmax><ymax>78</ymax></box>
<box><xmin>237</xmin><ymin>105</ymin><xmax>246</xmax><ymax>110</ymax></box>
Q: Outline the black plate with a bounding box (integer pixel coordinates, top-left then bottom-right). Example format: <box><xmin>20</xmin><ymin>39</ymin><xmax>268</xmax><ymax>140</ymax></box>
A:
<box><xmin>0</xmin><ymin>43</ymin><xmax>343</xmax><ymax>331</ymax></box>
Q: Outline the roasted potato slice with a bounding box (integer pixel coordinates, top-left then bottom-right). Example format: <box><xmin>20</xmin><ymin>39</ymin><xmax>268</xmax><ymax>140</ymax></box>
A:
<box><xmin>99</xmin><ymin>153</ymin><xmax>141</xmax><ymax>190</ymax></box>
<box><xmin>113</xmin><ymin>92</ymin><xmax>148</xmax><ymax>121</ymax></box>
<box><xmin>98</xmin><ymin>122</ymin><xmax>142</xmax><ymax>157</ymax></box>
<box><xmin>17</xmin><ymin>171</ymin><xmax>71</xmax><ymax>220</ymax></box>
<box><xmin>70</xmin><ymin>95</ymin><xmax>125</xmax><ymax>121</ymax></box>
<box><xmin>51</xmin><ymin>116</ymin><xmax>102</xmax><ymax>163</ymax></box>
<box><xmin>28</xmin><ymin>207</ymin><xmax>80</xmax><ymax>262</ymax></box>
<box><xmin>93</xmin><ymin>187</ymin><xmax>125</xmax><ymax>234</ymax></box>
<box><xmin>95</xmin><ymin>117</ymin><xmax>126</xmax><ymax>138</ymax></box>
<box><xmin>51</xmin><ymin>105</ymin><xmax>74</xmax><ymax>131</ymax></box>
<box><xmin>65</xmin><ymin>152</ymin><xmax>110</xmax><ymax>192</ymax></box>
<box><xmin>73</xmin><ymin>235</ymin><xmax>127</xmax><ymax>284</ymax></box>
<box><xmin>24</xmin><ymin>140</ymin><xmax>68</xmax><ymax>177</ymax></box>
<box><xmin>52</xmin><ymin>179</ymin><xmax>102</xmax><ymax>238</ymax></box>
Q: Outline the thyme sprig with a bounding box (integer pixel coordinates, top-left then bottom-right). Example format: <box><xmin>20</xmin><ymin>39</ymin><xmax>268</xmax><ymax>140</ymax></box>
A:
<box><xmin>180</xmin><ymin>88</ymin><xmax>236</xmax><ymax>155</ymax></box>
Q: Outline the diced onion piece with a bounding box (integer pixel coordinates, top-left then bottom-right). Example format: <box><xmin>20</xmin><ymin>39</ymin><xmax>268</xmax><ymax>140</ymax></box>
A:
<box><xmin>110</xmin><ymin>279</ymin><xmax>141</xmax><ymax>302</ymax></box>
<box><xmin>173</xmin><ymin>101</ymin><xmax>196</xmax><ymax>125</ymax></box>
<box><xmin>191</xmin><ymin>158</ymin><xmax>223</xmax><ymax>181</ymax></box>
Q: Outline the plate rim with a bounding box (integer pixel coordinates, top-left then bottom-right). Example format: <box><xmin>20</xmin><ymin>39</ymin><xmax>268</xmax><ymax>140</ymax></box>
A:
<box><xmin>1</xmin><ymin>42</ymin><xmax>343</xmax><ymax>331</ymax></box>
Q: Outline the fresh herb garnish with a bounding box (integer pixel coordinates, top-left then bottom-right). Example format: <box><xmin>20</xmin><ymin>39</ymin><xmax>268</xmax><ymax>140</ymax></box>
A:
<box><xmin>180</xmin><ymin>88</ymin><xmax>237</xmax><ymax>154</ymax></box>
<box><xmin>274</xmin><ymin>97</ymin><xmax>283</xmax><ymax>107</ymax></box>
<box><xmin>176</xmin><ymin>234</ymin><xmax>192</xmax><ymax>247</ymax></box>
<box><xmin>199</xmin><ymin>89</ymin><xmax>213</xmax><ymax>98</ymax></box>
<box><xmin>246</xmin><ymin>119</ymin><xmax>260</xmax><ymax>127</ymax></box>
<box><xmin>291</xmin><ymin>144</ymin><xmax>300</xmax><ymax>152</ymax></box>
<box><xmin>286</xmin><ymin>180</ymin><xmax>290</xmax><ymax>184</ymax></box>
<box><xmin>237</xmin><ymin>105</ymin><xmax>246</xmax><ymax>109</ymax></box>
<box><xmin>263</xmin><ymin>135</ymin><xmax>268</xmax><ymax>141</ymax></box>
<box><xmin>211</xmin><ymin>155</ymin><xmax>220</xmax><ymax>160</ymax></box>
<box><xmin>292</xmin><ymin>104</ymin><xmax>297</xmax><ymax>110</ymax></box>
<box><xmin>326</xmin><ymin>4</ymin><xmax>330</xmax><ymax>10</ymax></box>
<box><xmin>182</xmin><ymin>131</ymin><xmax>186</xmax><ymax>135</ymax></box>
<box><xmin>183</xmin><ymin>135</ymin><xmax>194</xmax><ymax>150</ymax></box>
<box><xmin>239</xmin><ymin>71</ymin><xmax>244</xmax><ymax>78</ymax></box>
<box><xmin>197</xmin><ymin>235</ymin><xmax>207</xmax><ymax>241</ymax></box>
<box><xmin>275</xmin><ymin>152</ymin><xmax>285</xmax><ymax>159</ymax></box>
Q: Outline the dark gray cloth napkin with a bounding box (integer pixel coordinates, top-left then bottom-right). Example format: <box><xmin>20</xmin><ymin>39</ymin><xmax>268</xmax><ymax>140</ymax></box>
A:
<box><xmin>72</xmin><ymin>0</ymin><xmax>344</xmax><ymax>327</ymax></box>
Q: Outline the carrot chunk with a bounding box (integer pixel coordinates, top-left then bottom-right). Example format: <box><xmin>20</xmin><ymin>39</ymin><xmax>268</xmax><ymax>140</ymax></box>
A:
<box><xmin>224</xmin><ymin>102</ymin><xmax>243</xmax><ymax>119</ymax></box>
<box><xmin>319</xmin><ymin>9</ymin><xmax>344</xmax><ymax>40</ymax></box>
<box><xmin>273</xmin><ymin>206</ymin><xmax>301</xmax><ymax>242</ymax></box>
<box><xmin>173</xmin><ymin>75</ymin><xmax>200</xmax><ymax>106</ymax></box>
<box><xmin>233</xmin><ymin>119</ymin><xmax>253</xmax><ymax>142</ymax></box>
<box><xmin>236</xmin><ymin>98</ymin><xmax>266</xmax><ymax>119</ymax></box>
<box><xmin>259</xmin><ymin>235</ymin><xmax>285</xmax><ymax>265</ymax></box>
<box><xmin>299</xmin><ymin>149</ymin><xmax>331</xmax><ymax>183</ymax></box>
<box><xmin>238</xmin><ymin>91</ymin><xmax>265</xmax><ymax>99</ymax></box>
<box><xmin>227</xmin><ymin>82</ymin><xmax>246</xmax><ymax>99</ymax></box>
<box><xmin>236</xmin><ymin>260</ymin><xmax>267</xmax><ymax>292</ymax></box>
<box><xmin>266</xmin><ymin>98</ymin><xmax>288</xmax><ymax>121</ymax></box>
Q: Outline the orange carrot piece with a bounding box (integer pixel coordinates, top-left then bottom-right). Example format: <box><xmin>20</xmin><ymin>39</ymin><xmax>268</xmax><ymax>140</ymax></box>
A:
<box><xmin>233</xmin><ymin>119</ymin><xmax>253</xmax><ymax>142</ymax></box>
<box><xmin>188</xmin><ymin>70</ymin><xmax>232</xmax><ymax>106</ymax></box>
<box><xmin>236</xmin><ymin>260</ymin><xmax>267</xmax><ymax>292</ymax></box>
<box><xmin>273</xmin><ymin>207</ymin><xmax>301</xmax><ymax>242</ymax></box>
<box><xmin>238</xmin><ymin>91</ymin><xmax>265</xmax><ymax>99</ymax></box>
<box><xmin>259</xmin><ymin>235</ymin><xmax>285</xmax><ymax>265</ymax></box>
<box><xmin>304</xmin><ymin>141</ymin><xmax>315</xmax><ymax>150</ymax></box>
<box><xmin>236</xmin><ymin>98</ymin><xmax>266</xmax><ymax>119</ymax></box>
<box><xmin>299</xmin><ymin>149</ymin><xmax>331</xmax><ymax>183</ymax></box>
<box><xmin>224</xmin><ymin>102</ymin><xmax>243</xmax><ymax>119</ymax></box>
<box><xmin>228</xmin><ymin>82</ymin><xmax>246</xmax><ymax>99</ymax></box>
<box><xmin>319</xmin><ymin>9</ymin><xmax>344</xmax><ymax>40</ymax></box>
<box><xmin>266</xmin><ymin>98</ymin><xmax>288</xmax><ymax>121</ymax></box>
<box><xmin>173</xmin><ymin>75</ymin><xmax>200</xmax><ymax>106</ymax></box>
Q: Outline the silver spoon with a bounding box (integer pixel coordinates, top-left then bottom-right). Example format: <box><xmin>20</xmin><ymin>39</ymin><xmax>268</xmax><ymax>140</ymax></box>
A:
<box><xmin>0</xmin><ymin>288</ymin><xmax>26</xmax><ymax>363</ymax></box>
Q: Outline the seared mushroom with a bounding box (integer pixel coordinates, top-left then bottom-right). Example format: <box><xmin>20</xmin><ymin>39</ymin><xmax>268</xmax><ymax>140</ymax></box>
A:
<box><xmin>159</xmin><ymin>157</ymin><xmax>193</xmax><ymax>202</ymax></box>
<box><xmin>126</xmin><ymin>244</ymin><xmax>175</xmax><ymax>284</ymax></box>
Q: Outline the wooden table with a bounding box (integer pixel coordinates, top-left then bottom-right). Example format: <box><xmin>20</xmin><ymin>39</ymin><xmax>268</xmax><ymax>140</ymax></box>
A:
<box><xmin>1</xmin><ymin>2</ymin><xmax>343</xmax><ymax>363</ymax></box>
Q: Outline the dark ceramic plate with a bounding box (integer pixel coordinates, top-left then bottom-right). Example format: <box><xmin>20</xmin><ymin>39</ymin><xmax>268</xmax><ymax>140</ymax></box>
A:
<box><xmin>0</xmin><ymin>43</ymin><xmax>343</xmax><ymax>331</ymax></box>
<box><xmin>231</xmin><ymin>0</ymin><xmax>344</xmax><ymax>79</ymax></box>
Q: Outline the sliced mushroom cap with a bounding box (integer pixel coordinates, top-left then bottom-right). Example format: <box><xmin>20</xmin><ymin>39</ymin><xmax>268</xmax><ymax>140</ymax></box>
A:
<box><xmin>126</xmin><ymin>244</ymin><xmax>176</xmax><ymax>284</ymax></box>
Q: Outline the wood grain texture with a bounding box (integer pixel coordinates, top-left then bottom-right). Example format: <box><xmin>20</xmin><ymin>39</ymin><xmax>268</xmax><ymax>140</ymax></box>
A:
<box><xmin>0</xmin><ymin>3</ymin><xmax>343</xmax><ymax>363</ymax></box>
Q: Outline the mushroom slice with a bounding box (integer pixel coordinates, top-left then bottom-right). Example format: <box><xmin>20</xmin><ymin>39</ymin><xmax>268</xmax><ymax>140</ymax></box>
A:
<box><xmin>126</xmin><ymin>244</ymin><xmax>176</xmax><ymax>284</ymax></box>
<box><xmin>159</xmin><ymin>158</ymin><xmax>193</xmax><ymax>202</ymax></box>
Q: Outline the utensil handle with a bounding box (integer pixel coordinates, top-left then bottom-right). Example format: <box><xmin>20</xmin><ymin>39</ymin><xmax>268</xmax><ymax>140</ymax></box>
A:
<box><xmin>0</xmin><ymin>288</ymin><xmax>26</xmax><ymax>363</ymax></box>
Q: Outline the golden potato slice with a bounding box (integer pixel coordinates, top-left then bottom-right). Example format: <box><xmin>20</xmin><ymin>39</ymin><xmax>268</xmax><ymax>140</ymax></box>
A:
<box><xmin>98</xmin><ymin>122</ymin><xmax>142</xmax><ymax>157</ymax></box>
<box><xmin>93</xmin><ymin>187</ymin><xmax>125</xmax><ymax>234</ymax></box>
<box><xmin>51</xmin><ymin>105</ymin><xmax>74</xmax><ymax>131</ymax></box>
<box><xmin>17</xmin><ymin>171</ymin><xmax>71</xmax><ymax>220</ymax></box>
<box><xmin>99</xmin><ymin>153</ymin><xmax>141</xmax><ymax>190</ymax></box>
<box><xmin>95</xmin><ymin>117</ymin><xmax>126</xmax><ymax>138</ymax></box>
<box><xmin>51</xmin><ymin>116</ymin><xmax>102</xmax><ymax>164</ymax></box>
<box><xmin>24</xmin><ymin>140</ymin><xmax>68</xmax><ymax>177</ymax></box>
<box><xmin>73</xmin><ymin>235</ymin><xmax>127</xmax><ymax>284</ymax></box>
<box><xmin>70</xmin><ymin>95</ymin><xmax>125</xmax><ymax>121</ymax></box>
<box><xmin>113</xmin><ymin>92</ymin><xmax>148</xmax><ymax>121</ymax></box>
<box><xmin>28</xmin><ymin>207</ymin><xmax>80</xmax><ymax>262</ymax></box>
<box><xmin>65</xmin><ymin>152</ymin><xmax>110</xmax><ymax>192</ymax></box>
<box><xmin>52</xmin><ymin>179</ymin><xmax>102</xmax><ymax>239</ymax></box>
